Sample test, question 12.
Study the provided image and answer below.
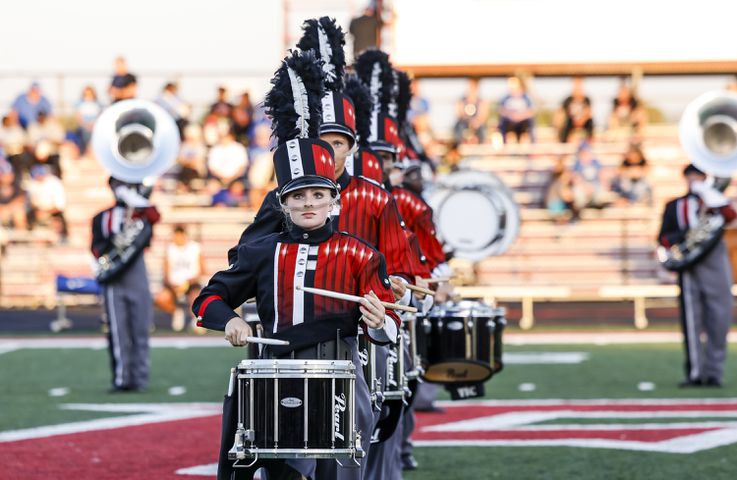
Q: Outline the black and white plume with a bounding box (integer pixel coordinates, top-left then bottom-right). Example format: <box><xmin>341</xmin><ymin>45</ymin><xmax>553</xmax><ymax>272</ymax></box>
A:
<box><xmin>342</xmin><ymin>74</ymin><xmax>373</xmax><ymax>146</ymax></box>
<box><xmin>264</xmin><ymin>49</ymin><xmax>326</xmax><ymax>144</ymax></box>
<box><xmin>354</xmin><ymin>49</ymin><xmax>395</xmax><ymax>117</ymax></box>
<box><xmin>296</xmin><ymin>16</ymin><xmax>346</xmax><ymax>92</ymax></box>
<box><xmin>396</xmin><ymin>70</ymin><xmax>412</xmax><ymax>128</ymax></box>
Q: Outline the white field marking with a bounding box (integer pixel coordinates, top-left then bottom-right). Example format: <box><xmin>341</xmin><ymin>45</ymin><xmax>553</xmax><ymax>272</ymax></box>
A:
<box><xmin>168</xmin><ymin>386</ymin><xmax>187</xmax><ymax>396</ymax></box>
<box><xmin>638</xmin><ymin>382</ymin><xmax>656</xmax><ymax>391</ymax></box>
<box><xmin>434</xmin><ymin>398</ymin><xmax>737</xmax><ymax>407</ymax></box>
<box><xmin>413</xmin><ymin>428</ymin><xmax>737</xmax><ymax>454</ymax></box>
<box><xmin>518</xmin><ymin>383</ymin><xmax>537</xmax><ymax>392</ymax></box>
<box><xmin>503</xmin><ymin>352</ymin><xmax>588</xmax><ymax>364</ymax></box>
<box><xmin>4</xmin><ymin>331</ymin><xmax>737</xmax><ymax>353</ymax></box>
<box><xmin>0</xmin><ymin>402</ymin><xmax>220</xmax><ymax>443</ymax></box>
<box><xmin>48</xmin><ymin>387</ymin><xmax>69</xmax><ymax>397</ymax></box>
<box><xmin>176</xmin><ymin>464</ymin><xmax>263</xmax><ymax>478</ymax></box>
<box><xmin>423</xmin><ymin>410</ymin><xmax>737</xmax><ymax>432</ymax></box>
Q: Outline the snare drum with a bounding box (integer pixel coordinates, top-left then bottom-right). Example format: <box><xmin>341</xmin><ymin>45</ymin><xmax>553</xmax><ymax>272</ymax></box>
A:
<box><xmin>357</xmin><ymin>330</ymin><xmax>382</xmax><ymax>410</ymax></box>
<box><xmin>421</xmin><ymin>300</ymin><xmax>506</xmax><ymax>384</ymax></box>
<box><xmin>383</xmin><ymin>335</ymin><xmax>410</xmax><ymax>403</ymax></box>
<box><xmin>228</xmin><ymin>359</ymin><xmax>364</xmax><ymax>463</ymax></box>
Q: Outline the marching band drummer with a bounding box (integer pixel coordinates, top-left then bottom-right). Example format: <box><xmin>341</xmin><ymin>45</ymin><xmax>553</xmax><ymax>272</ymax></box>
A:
<box><xmin>193</xmin><ymin>50</ymin><xmax>400</xmax><ymax>480</ymax></box>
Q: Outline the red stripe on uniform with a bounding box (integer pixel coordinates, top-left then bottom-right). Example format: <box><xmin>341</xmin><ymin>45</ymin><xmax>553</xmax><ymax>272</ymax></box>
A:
<box><xmin>197</xmin><ymin>295</ymin><xmax>223</xmax><ymax>318</ymax></box>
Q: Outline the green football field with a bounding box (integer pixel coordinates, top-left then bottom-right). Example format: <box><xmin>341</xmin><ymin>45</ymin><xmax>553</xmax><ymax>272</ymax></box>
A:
<box><xmin>2</xmin><ymin>340</ymin><xmax>737</xmax><ymax>478</ymax></box>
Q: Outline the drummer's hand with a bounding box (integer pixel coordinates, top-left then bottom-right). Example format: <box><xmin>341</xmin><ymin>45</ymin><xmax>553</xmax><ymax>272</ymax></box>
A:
<box><xmin>414</xmin><ymin>276</ymin><xmax>430</xmax><ymax>299</ymax></box>
<box><xmin>435</xmin><ymin>282</ymin><xmax>454</xmax><ymax>303</ymax></box>
<box><xmin>389</xmin><ymin>276</ymin><xmax>406</xmax><ymax>301</ymax></box>
<box><xmin>224</xmin><ymin>317</ymin><xmax>253</xmax><ymax>346</ymax></box>
<box><xmin>360</xmin><ymin>291</ymin><xmax>386</xmax><ymax>329</ymax></box>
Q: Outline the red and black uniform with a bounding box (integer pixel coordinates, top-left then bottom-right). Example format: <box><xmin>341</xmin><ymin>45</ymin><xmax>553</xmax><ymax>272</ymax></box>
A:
<box><xmin>197</xmin><ymin>220</ymin><xmax>400</xmax><ymax>354</ymax></box>
<box><xmin>229</xmin><ymin>170</ymin><xmax>415</xmax><ymax>283</ymax></box>
<box><xmin>391</xmin><ymin>186</ymin><xmax>445</xmax><ymax>272</ymax></box>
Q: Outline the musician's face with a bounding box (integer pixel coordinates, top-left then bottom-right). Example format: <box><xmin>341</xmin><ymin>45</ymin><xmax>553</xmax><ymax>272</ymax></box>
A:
<box><xmin>686</xmin><ymin>172</ymin><xmax>706</xmax><ymax>187</ymax></box>
<box><xmin>285</xmin><ymin>187</ymin><xmax>334</xmax><ymax>230</ymax></box>
<box><xmin>321</xmin><ymin>133</ymin><xmax>352</xmax><ymax>175</ymax></box>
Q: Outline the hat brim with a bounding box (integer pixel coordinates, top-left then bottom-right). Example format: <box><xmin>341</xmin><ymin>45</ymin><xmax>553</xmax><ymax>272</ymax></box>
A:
<box><xmin>319</xmin><ymin>124</ymin><xmax>356</xmax><ymax>146</ymax></box>
<box><xmin>280</xmin><ymin>175</ymin><xmax>339</xmax><ymax>198</ymax></box>
<box><xmin>369</xmin><ymin>141</ymin><xmax>397</xmax><ymax>154</ymax></box>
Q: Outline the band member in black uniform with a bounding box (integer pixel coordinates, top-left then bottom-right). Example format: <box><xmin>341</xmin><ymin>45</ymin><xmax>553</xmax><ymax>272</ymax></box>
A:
<box><xmin>91</xmin><ymin>177</ymin><xmax>160</xmax><ymax>392</ymax></box>
<box><xmin>194</xmin><ymin>49</ymin><xmax>400</xmax><ymax>480</ymax></box>
<box><xmin>658</xmin><ymin>164</ymin><xmax>736</xmax><ymax>387</ymax></box>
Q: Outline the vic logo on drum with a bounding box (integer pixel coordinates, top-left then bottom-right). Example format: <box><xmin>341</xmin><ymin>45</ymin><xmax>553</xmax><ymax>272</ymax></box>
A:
<box><xmin>334</xmin><ymin>393</ymin><xmax>347</xmax><ymax>441</ymax></box>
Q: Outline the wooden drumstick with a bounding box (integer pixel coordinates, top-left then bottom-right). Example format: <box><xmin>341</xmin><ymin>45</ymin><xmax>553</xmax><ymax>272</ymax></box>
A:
<box><xmin>296</xmin><ymin>285</ymin><xmax>418</xmax><ymax>313</ymax></box>
<box><xmin>405</xmin><ymin>283</ymin><xmax>436</xmax><ymax>296</ymax></box>
<box><xmin>423</xmin><ymin>276</ymin><xmax>454</xmax><ymax>284</ymax></box>
<box><xmin>245</xmin><ymin>336</ymin><xmax>290</xmax><ymax>346</ymax></box>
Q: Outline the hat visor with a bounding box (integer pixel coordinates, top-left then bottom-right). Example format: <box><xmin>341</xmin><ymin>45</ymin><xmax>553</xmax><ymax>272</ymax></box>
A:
<box><xmin>319</xmin><ymin>124</ymin><xmax>356</xmax><ymax>146</ymax></box>
<box><xmin>369</xmin><ymin>141</ymin><xmax>397</xmax><ymax>154</ymax></box>
<box><xmin>280</xmin><ymin>175</ymin><xmax>339</xmax><ymax>199</ymax></box>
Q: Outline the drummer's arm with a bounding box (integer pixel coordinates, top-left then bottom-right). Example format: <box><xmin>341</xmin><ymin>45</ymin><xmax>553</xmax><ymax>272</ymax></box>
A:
<box><xmin>359</xmin><ymin>253</ymin><xmax>400</xmax><ymax>345</ymax></box>
<box><xmin>193</xmin><ymin>244</ymin><xmax>257</xmax><ymax>331</ymax></box>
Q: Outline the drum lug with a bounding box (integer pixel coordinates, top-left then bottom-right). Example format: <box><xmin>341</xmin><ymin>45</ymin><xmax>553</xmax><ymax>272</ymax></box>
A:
<box><xmin>228</xmin><ymin>427</ymin><xmax>246</xmax><ymax>460</ymax></box>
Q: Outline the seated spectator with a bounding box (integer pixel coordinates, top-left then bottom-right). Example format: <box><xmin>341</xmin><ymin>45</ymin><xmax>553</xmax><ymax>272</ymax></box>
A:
<box><xmin>155</xmin><ymin>82</ymin><xmax>190</xmax><ymax>137</ymax></box>
<box><xmin>0</xmin><ymin>113</ymin><xmax>32</xmax><ymax>178</ymax></box>
<box><xmin>109</xmin><ymin>56</ymin><xmax>137</xmax><ymax>103</ymax></box>
<box><xmin>74</xmin><ymin>85</ymin><xmax>102</xmax><ymax>154</ymax></box>
<box><xmin>545</xmin><ymin>156</ymin><xmax>576</xmax><ymax>223</ymax></box>
<box><xmin>212</xmin><ymin>178</ymin><xmax>249</xmax><ymax>208</ymax></box>
<box><xmin>498</xmin><ymin>76</ymin><xmax>536</xmax><ymax>144</ymax></box>
<box><xmin>571</xmin><ymin>141</ymin><xmax>608</xmax><ymax>213</ymax></box>
<box><xmin>556</xmin><ymin>76</ymin><xmax>594</xmax><ymax>143</ymax></box>
<box><xmin>0</xmin><ymin>159</ymin><xmax>28</xmax><ymax>230</ymax></box>
<box><xmin>209</xmin><ymin>86</ymin><xmax>233</xmax><ymax>119</ymax></box>
<box><xmin>453</xmin><ymin>78</ymin><xmax>489</xmax><ymax>144</ymax></box>
<box><xmin>175</xmin><ymin>124</ymin><xmax>207</xmax><ymax>192</ymax></box>
<box><xmin>26</xmin><ymin>165</ymin><xmax>68</xmax><ymax>242</ymax></box>
<box><xmin>155</xmin><ymin>224</ymin><xmax>205</xmax><ymax>332</ymax></box>
<box><xmin>201</xmin><ymin>112</ymin><xmax>230</xmax><ymax>148</ymax></box>
<box><xmin>32</xmin><ymin>139</ymin><xmax>63</xmax><ymax>179</ymax></box>
<box><xmin>247</xmin><ymin>123</ymin><xmax>275</xmax><ymax>206</ymax></box>
<box><xmin>610</xmin><ymin>143</ymin><xmax>652</xmax><ymax>205</ymax></box>
<box><xmin>27</xmin><ymin>111</ymin><xmax>65</xmax><ymax>176</ymax></box>
<box><xmin>231</xmin><ymin>91</ymin><xmax>254</xmax><ymax>147</ymax></box>
<box><xmin>11</xmin><ymin>82</ymin><xmax>52</xmax><ymax>129</ymax></box>
<box><xmin>608</xmin><ymin>79</ymin><xmax>647</xmax><ymax>134</ymax></box>
<box><xmin>207</xmin><ymin>130</ymin><xmax>248</xmax><ymax>190</ymax></box>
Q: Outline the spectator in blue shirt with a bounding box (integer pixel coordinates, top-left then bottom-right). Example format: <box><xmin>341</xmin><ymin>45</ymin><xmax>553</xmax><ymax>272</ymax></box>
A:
<box><xmin>11</xmin><ymin>82</ymin><xmax>52</xmax><ymax>129</ymax></box>
<box><xmin>498</xmin><ymin>76</ymin><xmax>535</xmax><ymax>144</ymax></box>
<box><xmin>571</xmin><ymin>141</ymin><xmax>608</xmax><ymax>210</ymax></box>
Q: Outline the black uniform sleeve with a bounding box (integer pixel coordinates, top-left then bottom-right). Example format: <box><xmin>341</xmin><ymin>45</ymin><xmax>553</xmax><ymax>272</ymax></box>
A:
<box><xmin>657</xmin><ymin>200</ymin><xmax>685</xmax><ymax>247</ymax></box>
<box><xmin>90</xmin><ymin>213</ymin><xmax>111</xmax><ymax>259</ymax></box>
<box><xmin>227</xmin><ymin>189</ymin><xmax>284</xmax><ymax>265</ymax></box>
<box><xmin>193</xmin><ymin>244</ymin><xmax>259</xmax><ymax>331</ymax></box>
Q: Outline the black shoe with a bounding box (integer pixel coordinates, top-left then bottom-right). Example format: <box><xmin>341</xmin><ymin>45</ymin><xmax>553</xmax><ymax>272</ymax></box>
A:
<box><xmin>704</xmin><ymin>377</ymin><xmax>723</xmax><ymax>388</ymax></box>
<box><xmin>402</xmin><ymin>455</ymin><xmax>419</xmax><ymax>471</ymax></box>
<box><xmin>678</xmin><ymin>379</ymin><xmax>703</xmax><ymax>388</ymax></box>
<box><xmin>108</xmin><ymin>385</ymin><xmax>146</xmax><ymax>394</ymax></box>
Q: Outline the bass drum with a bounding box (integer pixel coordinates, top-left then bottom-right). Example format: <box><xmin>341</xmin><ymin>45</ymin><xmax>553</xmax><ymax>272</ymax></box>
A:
<box><xmin>427</xmin><ymin>171</ymin><xmax>520</xmax><ymax>261</ymax></box>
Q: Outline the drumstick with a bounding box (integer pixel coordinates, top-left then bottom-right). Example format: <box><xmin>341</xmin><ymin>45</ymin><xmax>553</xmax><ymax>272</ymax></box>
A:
<box><xmin>245</xmin><ymin>336</ymin><xmax>290</xmax><ymax>346</ymax></box>
<box><xmin>423</xmin><ymin>276</ymin><xmax>454</xmax><ymax>284</ymax></box>
<box><xmin>405</xmin><ymin>284</ymin><xmax>436</xmax><ymax>296</ymax></box>
<box><xmin>297</xmin><ymin>285</ymin><xmax>418</xmax><ymax>313</ymax></box>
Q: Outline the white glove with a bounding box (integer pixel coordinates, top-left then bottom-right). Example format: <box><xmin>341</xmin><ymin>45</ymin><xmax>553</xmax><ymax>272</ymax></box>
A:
<box><xmin>693</xmin><ymin>182</ymin><xmax>729</xmax><ymax>208</ymax></box>
<box><xmin>114</xmin><ymin>185</ymin><xmax>150</xmax><ymax>208</ymax></box>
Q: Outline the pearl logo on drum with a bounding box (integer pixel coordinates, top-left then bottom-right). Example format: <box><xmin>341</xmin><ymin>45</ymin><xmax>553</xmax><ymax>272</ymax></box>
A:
<box><xmin>446</xmin><ymin>321</ymin><xmax>464</xmax><ymax>331</ymax></box>
<box><xmin>334</xmin><ymin>393</ymin><xmax>347</xmax><ymax>441</ymax></box>
<box><xmin>280</xmin><ymin>397</ymin><xmax>303</xmax><ymax>408</ymax></box>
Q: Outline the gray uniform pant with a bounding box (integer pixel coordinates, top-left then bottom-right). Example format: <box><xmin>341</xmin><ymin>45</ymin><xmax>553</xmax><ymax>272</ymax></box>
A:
<box><xmin>679</xmin><ymin>241</ymin><xmax>734</xmax><ymax>383</ymax></box>
<box><xmin>102</xmin><ymin>256</ymin><xmax>152</xmax><ymax>389</ymax></box>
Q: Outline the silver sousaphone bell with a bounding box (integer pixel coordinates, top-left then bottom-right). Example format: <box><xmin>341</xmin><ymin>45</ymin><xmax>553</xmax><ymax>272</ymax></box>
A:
<box><xmin>91</xmin><ymin>99</ymin><xmax>180</xmax><ymax>183</ymax></box>
<box><xmin>679</xmin><ymin>90</ymin><xmax>737</xmax><ymax>180</ymax></box>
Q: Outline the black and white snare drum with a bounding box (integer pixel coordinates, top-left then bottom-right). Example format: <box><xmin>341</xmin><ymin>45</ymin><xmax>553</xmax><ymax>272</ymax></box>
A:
<box><xmin>383</xmin><ymin>334</ymin><xmax>410</xmax><ymax>403</ymax></box>
<box><xmin>228</xmin><ymin>359</ymin><xmax>364</xmax><ymax>464</ymax></box>
<box><xmin>357</xmin><ymin>330</ymin><xmax>382</xmax><ymax>410</ymax></box>
<box><xmin>420</xmin><ymin>300</ymin><xmax>505</xmax><ymax>384</ymax></box>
